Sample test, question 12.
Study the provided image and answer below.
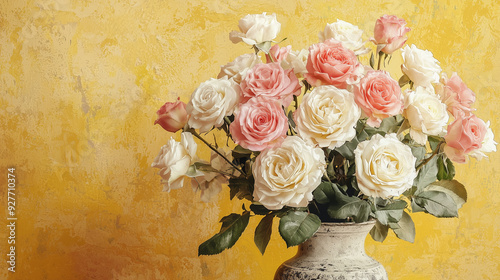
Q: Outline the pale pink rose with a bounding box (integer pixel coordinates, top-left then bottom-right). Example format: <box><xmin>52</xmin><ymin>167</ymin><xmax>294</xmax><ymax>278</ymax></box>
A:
<box><xmin>444</xmin><ymin>113</ymin><xmax>487</xmax><ymax>163</ymax></box>
<box><xmin>439</xmin><ymin>72</ymin><xmax>476</xmax><ymax>117</ymax></box>
<box><xmin>230</xmin><ymin>97</ymin><xmax>288</xmax><ymax>151</ymax></box>
<box><xmin>304</xmin><ymin>39</ymin><xmax>363</xmax><ymax>89</ymax></box>
<box><xmin>154</xmin><ymin>98</ymin><xmax>188</xmax><ymax>132</ymax></box>
<box><xmin>353</xmin><ymin>70</ymin><xmax>403</xmax><ymax>127</ymax></box>
<box><xmin>266</xmin><ymin>44</ymin><xmax>291</xmax><ymax>63</ymax></box>
<box><xmin>372</xmin><ymin>15</ymin><xmax>410</xmax><ymax>54</ymax></box>
<box><xmin>240</xmin><ymin>62</ymin><xmax>301</xmax><ymax>106</ymax></box>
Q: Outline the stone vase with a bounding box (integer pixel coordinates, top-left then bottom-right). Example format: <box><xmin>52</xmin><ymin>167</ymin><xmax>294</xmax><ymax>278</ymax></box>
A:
<box><xmin>274</xmin><ymin>220</ymin><xmax>388</xmax><ymax>280</ymax></box>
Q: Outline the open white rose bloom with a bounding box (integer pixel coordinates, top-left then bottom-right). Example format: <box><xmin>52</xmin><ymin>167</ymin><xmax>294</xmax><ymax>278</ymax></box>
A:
<box><xmin>152</xmin><ymin>13</ymin><xmax>497</xmax><ymax>255</ymax></box>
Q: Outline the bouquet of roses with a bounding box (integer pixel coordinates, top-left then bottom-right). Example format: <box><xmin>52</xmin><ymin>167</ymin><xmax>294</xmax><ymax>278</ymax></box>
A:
<box><xmin>152</xmin><ymin>13</ymin><xmax>497</xmax><ymax>255</ymax></box>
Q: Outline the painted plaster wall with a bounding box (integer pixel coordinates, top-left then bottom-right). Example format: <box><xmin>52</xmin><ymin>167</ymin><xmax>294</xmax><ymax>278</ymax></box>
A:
<box><xmin>0</xmin><ymin>0</ymin><xmax>498</xmax><ymax>279</ymax></box>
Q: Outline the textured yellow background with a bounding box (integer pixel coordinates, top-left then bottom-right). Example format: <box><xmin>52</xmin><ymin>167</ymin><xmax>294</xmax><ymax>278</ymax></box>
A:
<box><xmin>1</xmin><ymin>0</ymin><xmax>499</xmax><ymax>279</ymax></box>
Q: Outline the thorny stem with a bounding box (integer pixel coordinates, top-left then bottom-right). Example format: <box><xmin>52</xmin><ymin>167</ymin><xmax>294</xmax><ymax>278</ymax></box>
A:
<box><xmin>416</xmin><ymin>141</ymin><xmax>444</xmax><ymax>171</ymax></box>
<box><xmin>189</xmin><ymin>129</ymin><xmax>246</xmax><ymax>176</ymax></box>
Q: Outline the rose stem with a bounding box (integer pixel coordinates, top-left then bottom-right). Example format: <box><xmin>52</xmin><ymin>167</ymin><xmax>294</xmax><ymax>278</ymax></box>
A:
<box><xmin>416</xmin><ymin>141</ymin><xmax>444</xmax><ymax>171</ymax></box>
<box><xmin>189</xmin><ymin>129</ymin><xmax>246</xmax><ymax>176</ymax></box>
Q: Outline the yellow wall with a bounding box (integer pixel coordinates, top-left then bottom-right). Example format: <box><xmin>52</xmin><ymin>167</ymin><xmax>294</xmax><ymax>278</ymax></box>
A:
<box><xmin>1</xmin><ymin>0</ymin><xmax>499</xmax><ymax>279</ymax></box>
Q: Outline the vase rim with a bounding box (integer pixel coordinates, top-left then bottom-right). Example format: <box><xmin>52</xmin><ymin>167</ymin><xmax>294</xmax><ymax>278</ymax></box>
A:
<box><xmin>319</xmin><ymin>219</ymin><xmax>376</xmax><ymax>226</ymax></box>
<box><xmin>314</xmin><ymin>219</ymin><xmax>376</xmax><ymax>234</ymax></box>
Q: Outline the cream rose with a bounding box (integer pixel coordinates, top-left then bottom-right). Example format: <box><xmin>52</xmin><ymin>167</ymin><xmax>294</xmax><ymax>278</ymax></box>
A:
<box><xmin>187</xmin><ymin>76</ymin><xmax>240</xmax><ymax>133</ymax></box>
<box><xmin>319</xmin><ymin>19</ymin><xmax>370</xmax><ymax>55</ymax></box>
<box><xmin>151</xmin><ymin>132</ymin><xmax>198</xmax><ymax>192</ymax></box>
<box><xmin>229</xmin><ymin>13</ymin><xmax>281</xmax><ymax>45</ymax></box>
<box><xmin>403</xmin><ymin>86</ymin><xmax>449</xmax><ymax>145</ymax></box>
<box><xmin>253</xmin><ymin>136</ymin><xmax>326</xmax><ymax>210</ymax></box>
<box><xmin>217</xmin><ymin>53</ymin><xmax>261</xmax><ymax>84</ymax></box>
<box><xmin>280</xmin><ymin>48</ymin><xmax>309</xmax><ymax>77</ymax></box>
<box><xmin>354</xmin><ymin>133</ymin><xmax>417</xmax><ymax>198</ymax></box>
<box><xmin>401</xmin><ymin>44</ymin><xmax>442</xmax><ymax>88</ymax></box>
<box><xmin>294</xmin><ymin>85</ymin><xmax>361</xmax><ymax>149</ymax></box>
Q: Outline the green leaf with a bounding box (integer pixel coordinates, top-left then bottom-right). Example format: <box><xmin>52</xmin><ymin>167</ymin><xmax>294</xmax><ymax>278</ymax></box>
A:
<box><xmin>312</xmin><ymin>182</ymin><xmax>337</xmax><ymax>204</ymax></box>
<box><xmin>378</xmin><ymin>115</ymin><xmax>404</xmax><ymax>133</ymax></box>
<box><xmin>374</xmin><ymin>200</ymin><xmax>407</xmax><ymax>225</ymax></box>
<box><xmin>413</xmin><ymin>190</ymin><xmax>458</xmax><ymax>217</ymax></box>
<box><xmin>336</xmin><ymin>137</ymin><xmax>359</xmax><ymax>160</ymax></box>
<box><xmin>425</xmin><ymin>180</ymin><xmax>467</xmax><ymax>209</ymax></box>
<box><xmin>411</xmin><ymin>198</ymin><xmax>426</xmax><ymax>213</ymax></box>
<box><xmin>414</xmin><ymin>156</ymin><xmax>438</xmax><ymax>189</ymax></box>
<box><xmin>428</xmin><ymin>136</ymin><xmax>442</xmax><ymax>152</ymax></box>
<box><xmin>254</xmin><ymin>214</ymin><xmax>274</xmax><ymax>254</ymax></box>
<box><xmin>437</xmin><ymin>156</ymin><xmax>456</xmax><ymax>181</ymax></box>
<box><xmin>250</xmin><ymin>203</ymin><xmax>271</xmax><ymax>215</ymax></box>
<box><xmin>410</xmin><ymin>146</ymin><xmax>427</xmax><ymax>165</ymax></box>
<box><xmin>327</xmin><ymin>196</ymin><xmax>371</xmax><ymax>223</ymax></box>
<box><xmin>255</xmin><ymin>41</ymin><xmax>272</xmax><ymax>53</ymax></box>
<box><xmin>369</xmin><ymin>52</ymin><xmax>375</xmax><ymax>68</ymax></box>
<box><xmin>278</xmin><ymin>211</ymin><xmax>321</xmax><ymax>247</ymax></box>
<box><xmin>398</xmin><ymin>74</ymin><xmax>410</xmax><ymax>87</ymax></box>
<box><xmin>198</xmin><ymin>212</ymin><xmax>251</xmax><ymax>255</ymax></box>
<box><xmin>389</xmin><ymin>211</ymin><xmax>415</xmax><ymax>243</ymax></box>
<box><xmin>232</xmin><ymin>145</ymin><xmax>252</xmax><ymax>159</ymax></box>
<box><xmin>370</xmin><ymin>219</ymin><xmax>389</xmax><ymax>242</ymax></box>
<box><xmin>228</xmin><ymin>178</ymin><xmax>254</xmax><ymax>201</ymax></box>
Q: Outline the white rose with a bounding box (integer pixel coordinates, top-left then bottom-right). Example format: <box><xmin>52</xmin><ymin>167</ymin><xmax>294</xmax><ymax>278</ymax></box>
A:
<box><xmin>354</xmin><ymin>133</ymin><xmax>417</xmax><ymax>198</ymax></box>
<box><xmin>403</xmin><ymin>86</ymin><xmax>449</xmax><ymax>145</ymax></box>
<box><xmin>469</xmin><ymin>121</ymin><xmax>497</xmax><ymax>160</ymax></box>
<box><xmin>151</xmin><ymin>132</ymin><xmax>198</xmax><ymax>192</ymax></box>
<box><xmin>229</xmin><ymin>13</ymin><xmax>281</xmax><ymax>45</ymax></box>
<box><xmin>318</xmin><ymin>19</ymin><xmax>370</xmax><ymax>55</ymax></box>
<box><xmin>187</xmin><ymin>76</ymin><xmax>240</xmax><ymax>133</ymax></box>
<box><xmin>295</xmin><ymin>85</ymin><xmax>361</xmax><ymax>149</ymax></box>
<box><xmin>401</xmin><ymin>44</ymin><xmax>442</xmax><ymax>87</ymax></box>
<box><xmin>280</xmin><ymin>49</ymin><xmax>309</xmax><ymax>77</ymax></box>
<box><xmin>217</xmin><ymin>53</ymin><xmax>261</xmax><ymax>84</ymax></box>
<box><xmin>253</xmin><ymin>136</ymin><xmax>326</xmax><ymax>210</ymax></box>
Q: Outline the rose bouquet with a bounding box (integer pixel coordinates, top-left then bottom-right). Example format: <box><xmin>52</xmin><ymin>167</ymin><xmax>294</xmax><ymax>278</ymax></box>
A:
<box><xmin>152</xmin><ymin>13</ymin><xmax>497</xmax><ymax>255</ymax></box>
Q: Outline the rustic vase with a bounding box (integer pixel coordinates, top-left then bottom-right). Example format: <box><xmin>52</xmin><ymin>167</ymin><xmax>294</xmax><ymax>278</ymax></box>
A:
<box><xmin>274</xmin><ymin>220</ymin><xmax>388</xmax><ymax>280</ymax></box>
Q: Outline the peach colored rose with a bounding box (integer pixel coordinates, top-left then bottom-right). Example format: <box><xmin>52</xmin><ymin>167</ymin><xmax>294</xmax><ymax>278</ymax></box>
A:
<box><xmin>304</xmin><ymin>39</ymin><xmax>363</xmax><ymax>89</ymax></box>
<box><xmin>353</xmin><ymin>70</ymin><xmax>403</xmax><ymax>127</ymax></box>
<box><xmin>438</xmin><ymin>72</ymin><xmax>476</xmax><ymax>117</ymax></box>
<box><xmin>372</xmin><ymin>15</ymin><xmax>410</xmax><ymax>54</ymax></box>
<box><xmin>266</xmin><ymin>44</ymin><xmax>291</xmax><ymax>63</ymax></box>
<box><xmin>230</xmin><ymin>97</ymin><xmax>288</xmax><ymax>151</ymax></box>
<box><xmin>240</xmin><ymin>62</ymin><xmax>301</xmax><ymax>107</ymax></box>
<box><xmin>444</xmin><ymin>113</ymin><xmax>487</xmax><ymax>163</ymax></box>
<box><xmin>154</xmin><ymin>98</ymin><xmax>188</xmax><ymax>133</ymax></box>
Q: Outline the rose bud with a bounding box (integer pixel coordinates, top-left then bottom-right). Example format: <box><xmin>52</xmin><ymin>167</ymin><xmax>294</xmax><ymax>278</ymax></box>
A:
<box><xmin>372</xmin><ymin>15</ymin><xmax>410</xmax><ymax>54</ymax></box>
<box><xmin>154</xmin><ymin>98</ymin><xmax>188</xmax><ymax>132</ymax></box>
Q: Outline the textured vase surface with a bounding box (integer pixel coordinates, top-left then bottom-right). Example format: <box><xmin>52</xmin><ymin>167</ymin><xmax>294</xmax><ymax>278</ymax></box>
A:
<box><xmin>274</xmin><ymin>220</ymin><xmax>388</xmax><ymax>280</ymax></box>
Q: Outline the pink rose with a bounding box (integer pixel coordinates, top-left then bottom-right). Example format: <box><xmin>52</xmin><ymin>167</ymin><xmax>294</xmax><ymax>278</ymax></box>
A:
<box><xmin>230</xmin><ymin>97</ymin><xmax>288</xmax><ymax>151</ymax></box>
<box><xmin>444</xmin><ymin>113</ymin><xmax>487</xmax><ymax>163</ymax></box>
<box><xmin>439</xmin><ymin>72</ymin><xmax>476</xmax><ymax>117</ymax></box>
<box><xmin>304</xmin><ymin>39</ymin><xmax>362</xmax><ymax>89</ymax></box>
<box><xmin>353</xmin><ymin>70</ymin><xmax>403</xmax><ymax>127</ymax></box>
<box><xmin>154</xmin><ymin>98</ymin><xmax>188</xmax><ymax>132</ymax></box>
<box><xmin>266</xmin><ymin>44</ymin><xmax>291</xmax><ymax>63</ymax></box>
<box><xmin>240</xmin><ymin>62</ymin><xmax>301</xmax><ymax>106</ymax></box>
<box><xmin>372</xmin><ymin>15</ymin><xmax>410</xmax><ymax>54</ymax></box>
